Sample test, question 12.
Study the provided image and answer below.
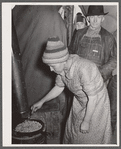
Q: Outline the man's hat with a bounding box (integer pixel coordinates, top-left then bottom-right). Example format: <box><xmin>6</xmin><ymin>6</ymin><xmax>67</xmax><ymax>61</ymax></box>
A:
<box><xmin>86</xmin><ymin>5</ymin><xmax>108</xmax><ymax>16</ymax></box>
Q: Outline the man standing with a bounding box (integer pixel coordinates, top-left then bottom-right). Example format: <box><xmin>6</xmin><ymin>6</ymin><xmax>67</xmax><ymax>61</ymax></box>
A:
<box><xmin>74</xmin><ymin>12</ymin><xmax>86</xmax><ymax>30</ymax></box>
<box><xmin>69</xmin><ymin>5</ymin><xmax>117</xmax><ymax>83</ymax></box>
<box><xmin>71</xmin><ymin>12</ymin><xmax>86</xmax><ymax>43</ymax></box>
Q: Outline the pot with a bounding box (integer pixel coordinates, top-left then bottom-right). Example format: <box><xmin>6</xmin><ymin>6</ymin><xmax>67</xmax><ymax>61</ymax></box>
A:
<box><xmin>12</xmin><ymin>118</ymin><xmax>44</xmax><ymax>137</ymax></box>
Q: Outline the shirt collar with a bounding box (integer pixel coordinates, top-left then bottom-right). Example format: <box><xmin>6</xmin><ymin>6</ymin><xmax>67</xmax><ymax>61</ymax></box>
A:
<box><xmin>63</xmin><ymin>55</ymin><xmax>77</xmax><ymax>80</ymax></box>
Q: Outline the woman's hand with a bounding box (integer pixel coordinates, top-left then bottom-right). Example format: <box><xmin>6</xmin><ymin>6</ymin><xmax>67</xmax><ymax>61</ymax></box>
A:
<box><xmin>80</xmin><ymin>121</ymin><xmax>89</xmax><ymax>134</ymax></box>
<box><xmin>31</xmin><ymin>100</ymin><xmax>44</xmax><ymax>114</ymax></box>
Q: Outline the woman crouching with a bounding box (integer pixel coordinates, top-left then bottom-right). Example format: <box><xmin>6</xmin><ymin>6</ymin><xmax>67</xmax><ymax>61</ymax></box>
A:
<box><xmin>31</xmin><ymin>36</ymin><xmax>112</xmax><ymax>144</ymax></box>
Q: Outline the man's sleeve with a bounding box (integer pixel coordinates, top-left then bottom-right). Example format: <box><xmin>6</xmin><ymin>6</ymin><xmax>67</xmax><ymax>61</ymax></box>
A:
<box><xmin>99</xmin><ymin>36</ymin><xmax>117</xmax><ymax>82</ymax></box>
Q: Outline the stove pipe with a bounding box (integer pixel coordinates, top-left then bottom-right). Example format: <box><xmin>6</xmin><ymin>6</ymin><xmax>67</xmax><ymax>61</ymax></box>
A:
<box><xmin>12</xmin><ymin>14</ymin><xmax>29</xmax><ymax>118</ymax></box>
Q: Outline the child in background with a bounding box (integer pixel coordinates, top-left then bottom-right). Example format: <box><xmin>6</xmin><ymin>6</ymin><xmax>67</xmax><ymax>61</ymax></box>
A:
<box><xmin>75</xmin><ymin>12</ymin><xmax>86</xmax><ymax>30</ymax></box>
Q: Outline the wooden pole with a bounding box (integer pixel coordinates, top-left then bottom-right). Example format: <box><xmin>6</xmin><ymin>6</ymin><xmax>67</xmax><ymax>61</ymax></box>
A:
<box><xmin>67</xmin><ymin>5</ymin><xmax>74</xmax><ymax>46</ymax></box>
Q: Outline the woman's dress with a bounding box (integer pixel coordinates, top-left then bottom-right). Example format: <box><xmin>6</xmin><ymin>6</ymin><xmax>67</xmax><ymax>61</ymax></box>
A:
<box><xmin>56</xmin><ymin>55</ymin><xmax>112</xmax><ymax>144</ymax></box>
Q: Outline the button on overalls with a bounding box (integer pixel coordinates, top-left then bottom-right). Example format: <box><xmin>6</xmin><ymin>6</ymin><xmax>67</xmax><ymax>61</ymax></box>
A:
<box><xmin>77</xmin><ymin>35</ymin><xmax>104</xmax><ymax>67</ymax></box>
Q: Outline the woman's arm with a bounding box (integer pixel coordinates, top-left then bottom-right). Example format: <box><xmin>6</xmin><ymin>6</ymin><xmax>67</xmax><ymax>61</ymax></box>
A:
<box><xmin>84</xmin><ymin>95</ymin><xmax>97</xmax><ymax>122</ymax></box>
<box><xmin>31</xmin><ymin>85</ymin><xmax>64</xmax><ymax>113</ymax></box>
<box><xmin>80</xmin><ymin>95</ymin><xmax>97</xmax><ymax>133</ymax></box>
<box><xmin>41</xmin><ymin>85</ymin><xmax>64</xmax><ymax>103</ymax></box>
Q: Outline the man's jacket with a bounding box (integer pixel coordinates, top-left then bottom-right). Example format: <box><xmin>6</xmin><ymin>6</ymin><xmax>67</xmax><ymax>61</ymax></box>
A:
<box><xmin>69</xmin><ymin>26</ymin><xmax>117</xmax><ymax>82</ymax></box>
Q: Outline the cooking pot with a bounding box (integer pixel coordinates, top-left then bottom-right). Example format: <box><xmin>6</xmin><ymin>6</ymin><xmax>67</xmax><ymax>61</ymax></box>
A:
<box><xmin>12</xmin><ymin>118</ymin><xmax>44</xmax><ymax>137</ymax></box>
